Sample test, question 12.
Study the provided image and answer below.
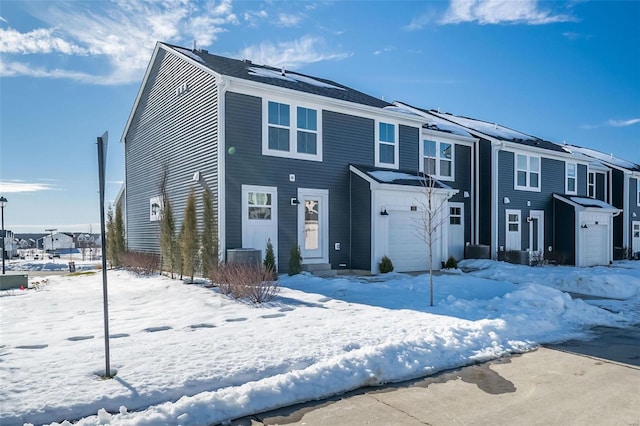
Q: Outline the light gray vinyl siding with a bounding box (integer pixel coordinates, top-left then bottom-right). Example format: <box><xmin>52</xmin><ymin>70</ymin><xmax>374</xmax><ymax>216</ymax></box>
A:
<box><xmin>124</xmin><ymin>48</ymin><xmax>219</xmax><ymax>253</ymax></box>
<box><xmin>224</xmin><ymin>91</ymin><xmax>380</xmax><ymax>272</ymax></box>
<box><xmin>497</xmin><ymin>151</ymin><xmax>564</xmax><ymax>252</ymax></box>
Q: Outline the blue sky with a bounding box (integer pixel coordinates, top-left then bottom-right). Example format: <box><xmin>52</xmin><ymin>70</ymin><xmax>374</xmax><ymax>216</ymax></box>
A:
<box><xmin>1</xmin><ymin>0</ymin><xmax>638</xmax><ymax>233</ymax></box>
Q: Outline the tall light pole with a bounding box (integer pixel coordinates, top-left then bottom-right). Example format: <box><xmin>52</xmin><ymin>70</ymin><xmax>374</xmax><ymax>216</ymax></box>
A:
<box><xmin>0</xmin><ymin>196</ymin><xmax>7</xmax><ymax>275</ymax></box>
<box><xmin>45</xmin><ymin>228</ymin><xmax>57</xmax><ymax>262</ymax></box>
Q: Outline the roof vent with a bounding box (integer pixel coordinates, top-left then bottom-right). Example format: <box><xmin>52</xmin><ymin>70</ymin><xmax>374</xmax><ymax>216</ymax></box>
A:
<box><xmin>243</xmin><ymin>59</ymin><xmax>252</xmax><ymax>64</ymax></box>
<box><xmin>281</xmin><ymin>66</ymin><xmax>286</xmax><ymax>76</ymax></box>
<box><xmin>200</xmin><ymin>49</ymin><xmax>208</xmax><ymax>54</ymax></box>
<box><xmin>193</xmin><ymin>40</ymin><xmax>197</xmax><ymax>52</ymax></box>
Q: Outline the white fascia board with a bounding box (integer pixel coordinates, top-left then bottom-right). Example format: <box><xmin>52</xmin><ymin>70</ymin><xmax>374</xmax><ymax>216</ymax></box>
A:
<box><xmin>225</xmin><ymin>77</ymin><xmax>424</xmax><ymax>127</ymax></box>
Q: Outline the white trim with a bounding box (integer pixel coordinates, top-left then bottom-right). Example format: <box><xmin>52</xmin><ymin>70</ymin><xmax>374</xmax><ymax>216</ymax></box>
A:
<box><xmin>623</xmin><ymin>172</ymin><xmax>631</xmax><ymax>250</ymax></box>
<box><xmin>261</xmin><ymin>97</ymin><xmax>323</xmax><ymax>162</ymax></box>
<box><xmin>587</xmin><ymin>171</ymin><xmax>596</xmax><ymax>199</ymax></box>
<box><xmin>514</xmin><ymin>152</ymin><xmax>541</xmax><ymax>192</ymax></box>
<box><xmin>637</xmin><ymin>179</ymin><xmax>640</xmax><ymax>207</ymax></box>
<box><xmin>217</xmin><ymin>76</ymin><xmax>228</xmax><ymax>262</ymax></box>
<box><xmin>565</xmin><ymin>162</ymin><xmax>578</xmax><ymax>195</ymax></box>
<box><xmin>420</xmin><ymin>138</ymin><xmax>455</xmax><ymax>182</ymax></box>
<box><xmin>491</xmin><ymin>141</ymin><xmax>502</xmax><ymax>257</ymax></box>
<box><xmin>374</xmin><ymin>120</ymin><xmax>399</xmax><ymax>169</ymax></box>
<box><xmin>632</xmin><ymin>221</ymin><xmax>640</xmax><ymax>254</ymax></box>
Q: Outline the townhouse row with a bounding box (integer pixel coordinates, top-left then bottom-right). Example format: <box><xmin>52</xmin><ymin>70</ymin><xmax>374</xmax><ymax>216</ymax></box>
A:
<box><xmin>118</xmin><ymin>42</ymin><xmax>640</xmax><ymax>274</ymax></box>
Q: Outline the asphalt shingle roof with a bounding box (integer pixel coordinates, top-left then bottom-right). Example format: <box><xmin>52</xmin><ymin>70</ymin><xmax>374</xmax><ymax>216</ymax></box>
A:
<box><xmin>164</xmin><ymin>43</ymin><xmax>392</xmax><ymax>109</ymax></box>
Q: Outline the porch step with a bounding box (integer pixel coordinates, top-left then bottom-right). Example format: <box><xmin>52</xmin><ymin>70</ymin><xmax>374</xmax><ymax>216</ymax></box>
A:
<box><xmin>303</xmin><ymin>263</ymin><xmax>338</xmax><ymax>278</ymax></box>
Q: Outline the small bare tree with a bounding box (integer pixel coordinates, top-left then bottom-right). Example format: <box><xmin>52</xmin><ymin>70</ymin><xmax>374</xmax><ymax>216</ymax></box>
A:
<box><xmin>415</xmin><ymin>174</ymin><xmax>451</xmax><ymax>307</ymax></box>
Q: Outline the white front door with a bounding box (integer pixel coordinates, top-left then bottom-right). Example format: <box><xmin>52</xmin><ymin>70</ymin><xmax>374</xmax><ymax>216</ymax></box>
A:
<box><xmin>632</xmin><ymin>221</ymin><xmax>640</xmax><ymax>255</ymax></box>
<box><xmin>505</xmin><ymin>209</ymin><xmax>521</xmax><ymax>251</ymax></box>
<box><xmin>448</xmin><ymin>202</ymin><xmax>465</xmax><ymax>260</ymax></box>
<box><xmin>298</xmin><ymin>188</ymin><xmax>329</xmax><ymax>263</ymax></box>
<box><xmin>242</xmin><ymin>185</ymin><xmax>278</xmax><ymax>262</ymax></box>
<box><xmin>528</xmin><ymin>210</ymin><xmax>544</xmax><ymax>258</ymax></box>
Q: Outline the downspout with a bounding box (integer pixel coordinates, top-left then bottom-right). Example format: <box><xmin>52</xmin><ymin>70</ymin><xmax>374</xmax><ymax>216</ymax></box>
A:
<box><xmin>472</xmin><ymin>140</ymin><xmax>477</xmax><ymax>244</ymax></box>
<box><xmin>217</xmin><ymin>76</ymin><xmax>230</xmax><ymax>263</ymax></box>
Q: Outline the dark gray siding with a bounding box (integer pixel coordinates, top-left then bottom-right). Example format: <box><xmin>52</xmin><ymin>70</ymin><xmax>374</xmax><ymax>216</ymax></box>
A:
<box><xmin>595</xmin><ymin>172</ymin><xmax>606</xmax><ymax>201</ymax></box>
<box><xmin>398</xmin><ymin>125</ymin><xmax>419</xmax><ymax>171</ymax></box>
<box><xmin>224</xmin><ymin>92</ymin><xmax>387</xmax><ymax>272</ymax></box>
<box><xmin>497</xmin><ymin>151</ymin><xmax>565</xmax><ymax>252</ymax></box>
<box><xmin>553</xmin><ymin>198</ymin><xmax>575</xmax><ymax>265</ymax></box>
<box><xmin>629</xmin><ymin>177</ymin><xmax>640</xmax><ymax>249</ymax></box>
<box><xmin>612</xmin><ymin>169</ymin><xmax>624</xmax><ymax>248</ymax></box>
<box><xmin>125</xmin><ymin>49</ymin><xmax>219</xmax><ymax>253</ymax></box>
<box><xmin>478</xmin><ymin>139</ymin><xmax>492</xmax><ymax>246</ymax></box>
<box><xmin>577</xmin><ymin>164</ymin><xmax>588</xmax><ymax>196</ymax></box>
<box><xmin>350</xmin><ymin>173</ymin><xmax>372</xmax><ymax>270</ymax></box>
<box><xmin>449</xmin><ymin>144</ymin><xmax>473</xmax><ymax>244</ymax></box>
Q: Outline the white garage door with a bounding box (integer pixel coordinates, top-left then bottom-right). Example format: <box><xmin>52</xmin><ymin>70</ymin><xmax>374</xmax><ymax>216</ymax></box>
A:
<box><xmin>581</xmin><ymin>224</ymin><xmax>608</xmax><ymax>266</ymax></box>
<box><xmin>388</xmin><ymin>211</ymin><xmax>440</xmax><ymax>272</ymax></box>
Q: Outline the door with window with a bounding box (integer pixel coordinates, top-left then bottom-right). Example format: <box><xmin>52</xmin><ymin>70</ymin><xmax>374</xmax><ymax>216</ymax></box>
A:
<box><xmin>528</xmin><ymin>210</ymin><xmax>544</xmax><ymax>260</ymax></box>
<box><xmin>505</xmin><ymin>209</ymin><xmax>521</xmax><ymax>251</ymax></box>
<box><xmin>242</xmin><ymin>185</ymin><xmax>278</xmax><ymax>262</ymax></box>
<box><xmin>633</xmin><ymin>221</ymin><xmax>640</xmax><ymax>256</ymax></box>
<box><xmin>298</xmin><ymin>188</ymin><xmax>329</xmax><ymax>263</ymax></box>
<box><xmin>448</xmin><ymin>202</ymin><xmax>465</xmax><ymax>260</ymax></box>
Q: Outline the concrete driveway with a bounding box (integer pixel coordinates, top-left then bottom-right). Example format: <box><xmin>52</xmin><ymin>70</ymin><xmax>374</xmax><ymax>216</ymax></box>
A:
<box><xmin>233</xmin><ymin>342</ymin><xmax>640</xmax><ymax>426</ymax></box>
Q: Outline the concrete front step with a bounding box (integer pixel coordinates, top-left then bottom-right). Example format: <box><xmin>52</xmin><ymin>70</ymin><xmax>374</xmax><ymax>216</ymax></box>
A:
<box><xmin>303</xmin><ymin>263</ymin><xmax>337</xmax><ymax>278</ymax></box>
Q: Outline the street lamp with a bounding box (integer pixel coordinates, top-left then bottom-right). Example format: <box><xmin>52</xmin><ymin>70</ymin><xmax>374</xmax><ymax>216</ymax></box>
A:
<box><xmin>0</xmin><ymin>196</ymin><xmax>7</xmax><ymax>274</ymax></box>
<box><xmin>45</xmin><ymin>228</ymin><xmax>57</xmax><ymax>262</ymax></box>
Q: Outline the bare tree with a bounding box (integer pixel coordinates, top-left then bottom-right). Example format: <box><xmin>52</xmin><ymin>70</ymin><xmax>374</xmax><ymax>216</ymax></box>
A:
<box><xmin>415</xmin><ymin>174</ymin><xmax>451</xmax><ymax>307</ymax></box>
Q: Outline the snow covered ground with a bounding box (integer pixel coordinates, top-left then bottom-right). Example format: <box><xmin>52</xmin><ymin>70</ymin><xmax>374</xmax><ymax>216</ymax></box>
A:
<box><xmin>1</xmin><ymin>260</ymin><xmax>639</xmax><ymax>426</ymax></box>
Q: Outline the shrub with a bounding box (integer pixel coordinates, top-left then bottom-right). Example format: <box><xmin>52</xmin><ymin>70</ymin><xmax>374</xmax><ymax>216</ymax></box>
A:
<box><xmin>209</xmin><ymin>263</ymin><xmax>279</xmax><ymax>303</ymax></box>
<box><xmin>121</xmin><ymin>251</ymin><xmax>161</xmax><ymax>276</ymax></box>
<box><xmin>378</xmin><ymin>255</ymin><xmax>394</xmax><ymax>273</ymax></box>
<box><xmin>288</xmin><ymin>245</ymin><xmax>302</xmax><ymax>276</ymax></box>
<box><xmin>263</xmin><ymin>239</ymin><xmax>276</xmax><ymax>274</ymax></box>
<box><xmin>444</xmin><ymin>256</ymin><xmax>458</xmax><ymax>269</ymax></box>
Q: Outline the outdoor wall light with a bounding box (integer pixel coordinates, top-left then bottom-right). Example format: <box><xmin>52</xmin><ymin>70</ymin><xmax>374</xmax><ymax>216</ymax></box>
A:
<box><xmin>380</xmin><ymin>208</ymin><xmax>389</xmax><ymax>216</ymax></box>
<box><xmin>503</xmin><ymin>197</ymin><xmax>510</xmax><ymax>204</ymax></box>
<box><xmin>581</xmin><ymin>223</ymin><xmax>589</xmax><ymax>229</ymax></box>
<box><xmin>290</xmin><ymin>198</ymin><xmax>300</xmax><ymax>206</ymax></box>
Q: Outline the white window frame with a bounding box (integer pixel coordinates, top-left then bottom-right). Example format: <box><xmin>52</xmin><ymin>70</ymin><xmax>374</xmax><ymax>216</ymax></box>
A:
<box><xmin>262</xmin><ymin>98</ymin><xmax>323</xmax><ymax>162</ymax></box>
<box><xmin>588</xmin><ymin>171</ymin><xmax>596</xmax><ymax>199</ymax></box>
<box><xmin>421</xmin><ymin>139</ymin><xmax>455</xmax><ymax>181</ymax></box>
<box><xmin>637</xmin><ymin>179</ymin><xmax>640</xmax><ymax>207</ymax></box>
<box><xmin>375</xmin><ymin>121</ymin><xmax>399</xmax><ymax>169</ymax></box>
<box><xmin>565</xmin><ymin>162</ymin><xmax>577</xmax><ymax>195</ymax></box>
<box><xmin>514</xmin><ymin>153</ymin><xmax>541</xmax><ymax>192</ymax></box>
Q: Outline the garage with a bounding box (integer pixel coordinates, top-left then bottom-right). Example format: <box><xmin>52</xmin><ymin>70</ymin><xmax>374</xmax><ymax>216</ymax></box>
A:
<box><xmin>553</xmin><ymin>194</ymin><xmax>621</xmax><ymax>267</ymax></box>
<box><xmin>387</xmin><ymin>210</ymin><xmax>436</xmax><ymax>272</ymax></box>
<box><xmin>580</xmin><ymin>224</ymin><xmax>608</xmax><ymax>267</ymax></box>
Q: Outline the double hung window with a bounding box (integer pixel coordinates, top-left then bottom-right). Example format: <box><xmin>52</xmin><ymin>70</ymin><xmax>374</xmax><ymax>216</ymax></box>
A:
<box><xmin>376</xmin><ymin>122</ymin><xmax>397</xmax><ymax>168</ymax></box>
<box><xmin>588</xmin><ymin>172</ymin><xmax>596</xmax><ymax>199</ymax></box>
<box><xmin>423</xmin><ymin>140</ymin><xmax>454</xmax><ymax>180</ymax></box>
<box><xmin>515</xmin><ymin>153</ymin><xmax>540</xmax><ymax>191</ymax></box>
<box><xmin>566</xmin><ymin>163</ymin><xmax>577</xmax><ymax>195</ymax></box>
<box><xmin>264</xmin><ymin>100</ymin><xmax>322</xmax><ymax>161</ymax></box>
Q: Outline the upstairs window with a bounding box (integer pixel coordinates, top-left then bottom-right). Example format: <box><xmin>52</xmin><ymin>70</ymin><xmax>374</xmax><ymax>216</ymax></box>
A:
<box><xmin>565</xmin><ymin>163</ymin><xmax>577</xmax><ymax>195</ymax></box>
<box><xmin>375</xmin><ymin>121</ymin><xmax>398</xmax><ymax>168</ymax></box>
<box><xmin>515</xmin><ymin>153</ymin><xmax>540</xmax><ymax>192</ymax></box>
<box><xmin>588</xmin><ymin>172</ymin><xmax>595</xmax><ymax>199</ymax></box>
<box><xmin>263</xmin><ymin>99</ymin><xmax>322</xmax><ymax>161</ymax></box>
<box><xmin>423</xmin><ymin>140</ymin><xmax>454</xmax><ymax>180</ymax></box>
<box><xmin>267</xmin><ymin>101</ymin><xmax>290</xmax><ymax>151</ymax></box>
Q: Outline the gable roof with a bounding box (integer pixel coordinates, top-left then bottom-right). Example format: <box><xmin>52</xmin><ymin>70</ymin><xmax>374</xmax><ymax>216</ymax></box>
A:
<box><xmin>562</xmin><ymin>144</ymin><xmax>640</xmax><ymax>172</ymax></box>
<box><xmin>553</xmin><ymin>193</ymin><xmax>620</xmax><ymax>213</ymax></box>
<box><xmin>426</xmin><ymin>110</ymin><xmax>566</xmax><ymax>153</ymax></box>
<box><xmin>163</xmin><ymin>43</ymin><xmax>392</xmax><ymax>109</ymax></box>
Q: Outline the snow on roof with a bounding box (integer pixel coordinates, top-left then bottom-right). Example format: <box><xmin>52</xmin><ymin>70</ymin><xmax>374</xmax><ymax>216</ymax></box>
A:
<box><xmin>367</xmin><ymin>169</ymin><xmax>453</xmax><ymax>190</ymax></box>
<box><xmin>174</xmin><ymin>47</ymin><xmax>206</xmax><ymax>63</ymax></box>
<box><xmin>438</xmin><ymin>114</ymin><xmax>537</xmax><ymax>141</ymax></box>
<box><xmin>248</xmin><ymin>67</ymin><xmax>345</xmax><ymax>90</ymax></box>
<box><xmin>563</xmin><ymin>145</ymin><xmax>640</xmax><ymax>172</ymax></box>
<box><xmin>569</xmin><ymin>196</ymin><xmax>619</xmax><ymax>210</ymax></box>
<box><xmin>385</xmin><ymin>106</ymin><xmax>473</xmax><ymax>138</ymax></box>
